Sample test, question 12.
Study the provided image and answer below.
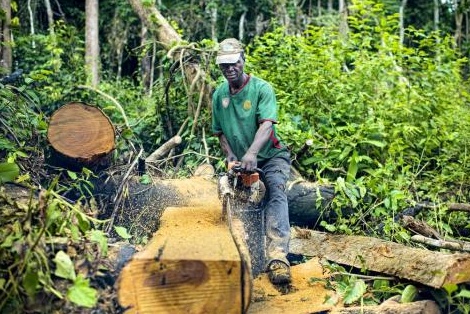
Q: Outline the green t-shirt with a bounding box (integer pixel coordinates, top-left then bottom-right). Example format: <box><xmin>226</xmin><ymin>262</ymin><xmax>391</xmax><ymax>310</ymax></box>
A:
<box><xmin>212</xmin><ymin>75</ymin><xmax>288</xmax><ymax>162</ymax></box>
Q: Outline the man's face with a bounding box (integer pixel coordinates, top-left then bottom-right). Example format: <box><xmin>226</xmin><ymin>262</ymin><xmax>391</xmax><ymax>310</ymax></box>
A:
<box><xmin>219</xmin><ymin>57</ymin><xmax>244</xmax><ymax>84</ymax></box>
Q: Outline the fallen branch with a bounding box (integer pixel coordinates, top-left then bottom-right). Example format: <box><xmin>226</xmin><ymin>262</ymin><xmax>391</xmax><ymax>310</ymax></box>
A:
<box><xmin>400</xmin><ymin>215</ymin><xmax>441</xmax><ymax>239</ymax></box>
<box><xmin>447</xmin><ymin>203</ymin><xmax>470</xmax><ymax>213</ymax></box>
<box><xmin>145</xmin><ymin>135</ymin><xmax>182</xmax><ymax>163</ymax></box>
<box><xmin>410</xmin><ymin>234</ymin><xmax>470</xmax><ymax>253</ymax></box>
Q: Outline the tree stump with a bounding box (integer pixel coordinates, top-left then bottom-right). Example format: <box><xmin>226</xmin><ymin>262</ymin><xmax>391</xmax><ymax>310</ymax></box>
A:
<box><xmin>47</xmin><ymin>102</ymin><xmax>115</xmax><ymax>170</ymax></box>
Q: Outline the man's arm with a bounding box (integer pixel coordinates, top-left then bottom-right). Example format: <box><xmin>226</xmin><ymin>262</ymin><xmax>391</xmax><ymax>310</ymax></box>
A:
<box><xmin>241</xmin><ymin>120</ymin><xmax>273</xmax><ymax>171</ymax></box>
<box><xmin>219</xmin><ymin>133</ymin><xmax>237</xmax><ymax>164</ymax></box>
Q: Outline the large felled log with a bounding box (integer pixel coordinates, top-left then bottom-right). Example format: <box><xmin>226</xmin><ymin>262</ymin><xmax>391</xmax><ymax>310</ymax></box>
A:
<box><xmin>47</xmin><ymin>102</ymin><xmax>115</xmax><ymax>170</ymax></box>
<box><xmin>117</xmin><ymin>178</ymin><xmax>251</xmax><ymax>314</ymax></box>
<box><xmin>286</xmin><ymin>179</ymin><xmax>336</xmax><ymax>227</ymax></box>
<box><xmin>289</xmin><ymin>229</ymin><xmax>470</xmax><ymax>288</ymax></box>
<box><xmin>329</xmin><ymin>300</ymin><xmax>441</xmax><ymax>314</ymax></box>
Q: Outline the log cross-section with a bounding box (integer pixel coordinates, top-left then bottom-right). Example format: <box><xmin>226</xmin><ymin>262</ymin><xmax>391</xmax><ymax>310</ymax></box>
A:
<box><xmin>47</xmin><ymin>102</ymin><xmax>115</xmax><ymax>169</ymax></box>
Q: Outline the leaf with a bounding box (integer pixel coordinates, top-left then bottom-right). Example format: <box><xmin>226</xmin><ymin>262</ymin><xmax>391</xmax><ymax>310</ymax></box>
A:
<box><xmin>343</xmin><ymin>279</ymin><xmax>367</xmax><ymax>304</ymax></box>
<box><xmin>53</xmin><ymin>251</ymin><xmax>76</xmax><ymax>281</ymax></box>
<box><xmin>456</xmin><ymin>289</ymin><xmax>470</xmax><ymax>299</ymax></box>
<box><xmin>140</xmin><ymin>174</ymin><xmax>151</xmax><ymax>185</ymax></box>
<box><xmin>400</xmin><ymin>284</ymin><xmax>418</xmax><ymax>303</ymax></box>
<box><xmin>67</xmin><ymin>275</ymin><xmax>98</xmax><ymax>308</ymax></box>
<box><xmin>90</xmin><ymin>229</ymin><xmax>108</xmax><ymax>256</ymax></box>
<box><xmin>443</xmin><ymin>283</ymin><xmax>458</xmax><ymax>295</ymax></box>
<box><xmin>359</xmin><ymin>139</ymin><xmax>387</xmax><ymax>148</ymax></box>
<box><xmin>114</xmin><ymin>226</ymin><xmax>132</xmax><ymax>239</ymax></box>
<box><xmin>346</xmin><ymin>150</ymin><xmax>358</xmax><ymax>183</ymax></box>
<box><xmin>23</xmin><ymin>268</ymin><xmax>39</xmax><ymax>298</ymax></box>
<box><xmin>320</xmin><ymin>220</ymin><xmax>336</xmax><ymax>232</ymax></box>
<box><xmin>67</xmin><ymin>170</ymin><xmax>78</xmax><ymax>180</ymax></box>
<box><xmin>0</xmin><ymin>162</ymin><xmax>20</xmax><ymax>183</ymax></box>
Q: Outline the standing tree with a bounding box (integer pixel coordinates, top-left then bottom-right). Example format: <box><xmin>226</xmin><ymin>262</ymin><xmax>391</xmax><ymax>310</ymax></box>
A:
<box><xmin>86</xmin><ymin>0</ymin><xmax>100</xmax><ymax>87</ymax></box>
<box><xmin>0</xmin><ymin>0</ymin><xmax>11</xmax><ymax>73</ymax></box>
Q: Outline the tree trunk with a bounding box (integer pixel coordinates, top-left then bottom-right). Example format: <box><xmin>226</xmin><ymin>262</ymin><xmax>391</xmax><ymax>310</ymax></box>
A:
<box><xmin>44</xmin><ymin>0</ymin><xmax>54</xmax><ymax>34</ymax></box>
<box><xmin>0</xmin><ymin>0</ymin><xmax>12</xmax><ymax>73</ymax></box>
<box><xmin>433</xmin><ymin>0</ymin><xmax>439</xmax><ymax>31</ymax></box>
<box><xmin>47</xmin><ymin>102</ymin><xmax>115</xmax><ymax>170</ymax></box>
<box><xmin>86</xmin><ymin>0</ymin><xmax>100</xmax><ymax>87</ymax></box>
<box><xmin>27</xmin><ymin>0</ymin><xmax>35</xmax><ymax>48</ymax></box>
<box><xmin>290</xmin><ymin>229</ymin><xmax>470</xmax><ymax>288</ymax></box>
<box><xmin>141</xmin><ymin>24</ymin><xmax>152</xmax><ymax>93</ymax></box>
<box><xmin>399</xmin><ymin>0</ymin><xmax>407</xmax><ymax>45</ymax></box>
<box><xmin>338</xmin><ymin>0</ymin><xmax>349</xmax><ymax>40</ymax></box>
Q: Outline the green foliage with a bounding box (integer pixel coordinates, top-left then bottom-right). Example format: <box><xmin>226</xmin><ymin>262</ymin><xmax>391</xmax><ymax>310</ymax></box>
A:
<box><xmin>248</xmin><ymin>1</ymin><xmax>470</xmax><ymax>241</ymax></box>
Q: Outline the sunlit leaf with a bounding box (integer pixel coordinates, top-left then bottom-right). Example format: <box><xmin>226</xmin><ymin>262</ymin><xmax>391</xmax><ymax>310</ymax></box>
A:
<box><xmin>90</xmin><ymin>229</ymin><xmax>108</xmax><ymax>256</ymax></box>
<box><xmin>0</xmin><ymin>162</ymin><xmax>20</xmax><ymax>183</ymax></box>
<box><xmin>343</xmin><ymin>279</ymin><xmax>367</xmax><ymax>304</ymax></box>
<box><xmin>114</xmin><ymin>226</ymin><xmax>132</xmax><ymax>239</ymax></box>
<box><xmin>67</xmin><ymin>275</ymin><xmax>98</xmax><ymax>308</ymax></box>
<box><xmin>53</xmin><ymin>251</ymin><xmax>76</xmax><ymax>281</ymax></box>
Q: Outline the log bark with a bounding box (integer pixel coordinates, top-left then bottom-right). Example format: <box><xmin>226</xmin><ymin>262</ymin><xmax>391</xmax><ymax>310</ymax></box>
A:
<box><xmin>330</xmin><ymin>300</ymin><xmax>441</xmax><ymax>314</ymax></box>
<box><xmin>47</xmin><ymin>102</ymin><xmax>115</xmax><ymax>170</ymax></box>
<box><xmin>117</xmin><ymin>178</ymin><xmax>251</xmax><ymax>314</ymax></box>
<box><xmin>289</xmin><ymin>229</ymin><xmax>470</xmax><ymax>288</ymax></box>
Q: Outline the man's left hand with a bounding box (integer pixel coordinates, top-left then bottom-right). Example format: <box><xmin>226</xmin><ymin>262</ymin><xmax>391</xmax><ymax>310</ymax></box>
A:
<box><xmin>241</xmin><ymin>151</ymin><xmax>257</xmax><ymax>171</ymax></box>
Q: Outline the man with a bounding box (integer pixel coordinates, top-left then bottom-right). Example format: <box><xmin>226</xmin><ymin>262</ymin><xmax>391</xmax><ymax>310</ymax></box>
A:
<box><xmin>211</xmin><ymin>38</ymin><xmax>292</xmax><ymax>285</ymax></box>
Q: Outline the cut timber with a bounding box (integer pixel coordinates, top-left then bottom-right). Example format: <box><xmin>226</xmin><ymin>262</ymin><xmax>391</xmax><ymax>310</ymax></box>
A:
<box><xmin>289</xmin><ymin>230</ymin><xmax>470</xmax><ymax>288</ymax></box>
<box><xmin>329</xmin><ymin>300</ymin><xmax>441</xmax><ymax>314</ymax></box>
<box><xmin>47</xmin><ymin>102</ymin><xmax>115</xmax><ymax>169</ymax></box>
<box><xmin>117</xmin><ymin>177</ymin><xmax>251</xmax><ymax>314</ymax></box>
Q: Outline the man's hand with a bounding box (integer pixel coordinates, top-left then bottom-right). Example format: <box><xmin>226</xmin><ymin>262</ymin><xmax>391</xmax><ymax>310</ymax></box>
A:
<box><xmin>241</xmin><ymin>151</ymin><xmax>257</xmax><ymax>171</ymax></box>
<box><xmin>226</xmin><ymin>153</ymin><xmax>238</xmax><ymax>165</ymax></box>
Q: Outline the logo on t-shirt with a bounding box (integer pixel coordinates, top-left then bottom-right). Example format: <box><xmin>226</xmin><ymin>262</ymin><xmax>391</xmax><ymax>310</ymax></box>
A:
<box><xmin>243</xmin><ymin>100</ymin><xmax>251</xmax><ymax>110</ymax></box>
<box><xmin>222</xmin><ymin>97</ymin><xmax>230</xmax><ymax>108</ymax></box>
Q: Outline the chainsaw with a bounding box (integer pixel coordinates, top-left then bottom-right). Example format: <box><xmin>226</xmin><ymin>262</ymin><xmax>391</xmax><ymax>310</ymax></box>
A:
<box><xmin>217</xmin><ymin>162</ymin><xmax>267</xmax><ymax>277</ymax></box>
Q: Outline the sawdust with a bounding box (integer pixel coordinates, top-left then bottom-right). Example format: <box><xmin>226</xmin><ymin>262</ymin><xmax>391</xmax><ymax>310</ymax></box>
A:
<box><xmin>248</xmin><ymin>258</ymin><xmax>334</xmax><ymax>314</ymax></box>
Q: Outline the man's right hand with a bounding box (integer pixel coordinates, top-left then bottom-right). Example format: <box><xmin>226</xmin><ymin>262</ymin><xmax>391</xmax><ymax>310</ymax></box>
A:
<box><xmin>226</xmin><ymin>154</ymin><xmax>238</xmax><ymax>167</ymax></box>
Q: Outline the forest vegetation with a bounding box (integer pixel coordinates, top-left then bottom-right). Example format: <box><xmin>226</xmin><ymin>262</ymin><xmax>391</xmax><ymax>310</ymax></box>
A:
<box><xmin>2</xmin><ymin>0</ymin><xmax>470</xmax><ymax>313</ymax></box>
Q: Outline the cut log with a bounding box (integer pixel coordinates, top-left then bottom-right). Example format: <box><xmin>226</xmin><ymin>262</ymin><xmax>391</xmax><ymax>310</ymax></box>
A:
<box><xmin>117</xmin><ymin>178</ymin><xmax>251</xmax><ymax>314</ymax></box>
<box><xmin>289</xmin><ymin>229</ymin><xmax>470</xmax><ymax>288</ymax></box>
<box><xmin>47</xmin><ymin>102</ymin><xmax>115</xmax><ymax>170</ymax></box>
<box><xmin>329</xmin><ymin>300</ymin><xmax>441</xmax><ymax>314</ymax></box>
